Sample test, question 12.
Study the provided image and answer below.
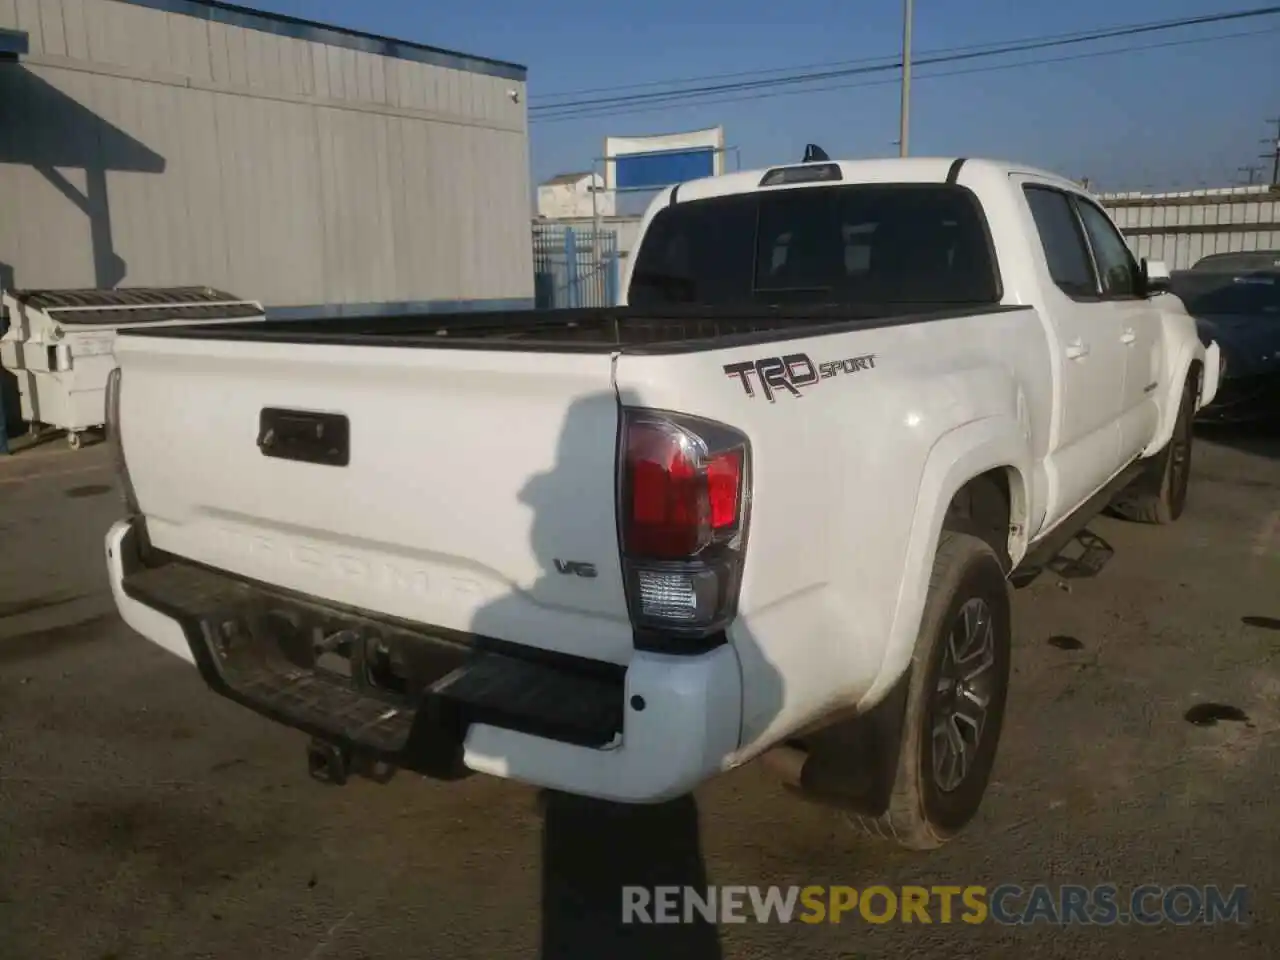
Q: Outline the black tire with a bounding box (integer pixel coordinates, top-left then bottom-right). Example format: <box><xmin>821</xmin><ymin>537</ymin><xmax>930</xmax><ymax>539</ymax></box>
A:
<box><xmin>849</xmin><ymin>532</ymin><xmax>1012</xmax><ymax>850</ymax></box>
<box><xmin>1110</xmin><ymin>377</ymin><xmax>1195</xmax><ymax>525</ymax></box>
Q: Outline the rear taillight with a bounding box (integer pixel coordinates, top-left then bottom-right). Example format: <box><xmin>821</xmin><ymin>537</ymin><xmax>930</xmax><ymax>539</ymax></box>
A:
<box><xmin>619</xmin><ymin>409</ymin><xmax>751</xmax><ymax>637</ymax></box>
<box><xmin>105</xmin><ymin>366</ymin><xmax>140</xmax><ymax>516</ymax></box>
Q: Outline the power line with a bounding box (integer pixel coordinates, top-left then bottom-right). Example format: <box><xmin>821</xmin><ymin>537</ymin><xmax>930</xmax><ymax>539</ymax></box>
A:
<box><xmin>529</xmin><ymin>12</ymin><xmax>1204</xmax><ymax>104</ymax></box>
<box><xmin>529</xmin><ymin>5</ymin><xmax>1280</xmax><ymax>118</ymax></box>
<box><xmin>537</xmin><ymin>27</ymin><xmax>1274</xmax><ymax>124</ymax></box>
<box><xmin>532</xmin><ymin>26</ymin><xmax>1278</xmax><ymax>124</ymax></box>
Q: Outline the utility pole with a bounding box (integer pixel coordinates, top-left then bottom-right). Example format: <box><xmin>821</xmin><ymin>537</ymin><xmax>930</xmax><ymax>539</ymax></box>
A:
<box><xmin>899</xmin><ymin>0</ymin><xmax>912</xmax><ymax>157</ymax></box>
<box><xmin>1261</xmin><ymin>116</ymin><xmax>1280</xmax><ymax>186</ymax></box>
<box><xmin>1237</xmin><ymin>164</ymin><xmax>1262</xmax><ymax>186</ymax></box>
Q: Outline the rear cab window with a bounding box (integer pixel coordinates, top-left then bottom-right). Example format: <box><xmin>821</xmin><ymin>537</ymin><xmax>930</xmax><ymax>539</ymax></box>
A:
<box><xmin>627</xmin><ymin>183</ymin><xmax>1002</xmax><ymax>309</ymax></box>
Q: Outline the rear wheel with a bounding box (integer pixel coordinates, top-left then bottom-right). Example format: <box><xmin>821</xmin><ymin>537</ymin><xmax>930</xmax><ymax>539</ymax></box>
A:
<box><xmin>849</xmin><ymin>532</ymin><xmax>1011</xmax><ymax>850</ymax></box>
<box><xmin>1110</xmin><ymin>377</ymin><xmax>1195</xmax><ymax>525</ymax></box>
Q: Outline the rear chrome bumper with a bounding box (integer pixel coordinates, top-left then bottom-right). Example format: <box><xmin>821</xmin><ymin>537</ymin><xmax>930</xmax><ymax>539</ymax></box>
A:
<box><xmin>105</xmin><ymin>519</ymin><xmax>742</xmax><ymax>803</ymax></box>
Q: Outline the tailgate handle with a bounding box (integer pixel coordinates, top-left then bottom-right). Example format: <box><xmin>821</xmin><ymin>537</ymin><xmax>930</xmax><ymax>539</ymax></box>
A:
<box><xmin>258</xmin><ymin>408</ymin><xmax>350</xmax><ymax>467</ymax></box>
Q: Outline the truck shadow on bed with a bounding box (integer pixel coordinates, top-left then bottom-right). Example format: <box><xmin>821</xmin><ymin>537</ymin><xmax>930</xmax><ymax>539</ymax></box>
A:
<box><xmin>466</xmin><ymin>394</ymin><xmax>786</xmax><ymax>960</ymax></box>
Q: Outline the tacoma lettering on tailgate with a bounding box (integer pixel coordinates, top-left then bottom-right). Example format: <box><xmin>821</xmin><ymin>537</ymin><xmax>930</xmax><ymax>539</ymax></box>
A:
<box><xmin>723</xmin><ymin>352</ymin><xmax>877</xmax><ymax>402</ymax></box>
<box><xmin>213</xmin><ymin>527</ymin><xmax>493</xmax><ymax>605</ymax></box>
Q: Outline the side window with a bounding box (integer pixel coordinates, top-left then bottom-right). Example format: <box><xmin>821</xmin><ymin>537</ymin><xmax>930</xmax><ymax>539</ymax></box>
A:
<box><xmin>1073</xmin><ymin>198</ymin><xmax>1139</xmax><ymax>298</ymax></box>
<box><xmin>1023</xmin><ymin>186</ymin><xmax>1097</xmax><ymax>299</ymax></box>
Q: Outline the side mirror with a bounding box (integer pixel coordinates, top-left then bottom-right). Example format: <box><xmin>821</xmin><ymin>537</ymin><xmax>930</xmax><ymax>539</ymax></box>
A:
<box><xmin>1141</xmin><ymin>258</ymin><xmax>1171</xmax><ymax>296</ymax></box>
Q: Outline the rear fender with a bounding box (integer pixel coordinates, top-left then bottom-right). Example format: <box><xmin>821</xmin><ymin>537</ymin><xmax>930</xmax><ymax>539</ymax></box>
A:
<box><xmin>858</xmin><ymin>416</ymin><xmax>1030</xmax><ymax>712</ymax></box>
<box><xmin>1143</xmin><ymin>337</ymin><xmax>1211</xmax><ymax>458</ymax></box>
<box><xmin>1200</xmin><ymin>341</ymin><xmax>1221</xmax><ymax>408</ymax></box>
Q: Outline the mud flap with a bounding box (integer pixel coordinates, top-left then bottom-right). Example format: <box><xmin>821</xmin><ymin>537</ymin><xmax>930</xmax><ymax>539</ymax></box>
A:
<box><xmin>787</xmin><ymin>668</ymin><xmax>913</xmax><ymax>817</ymax></box>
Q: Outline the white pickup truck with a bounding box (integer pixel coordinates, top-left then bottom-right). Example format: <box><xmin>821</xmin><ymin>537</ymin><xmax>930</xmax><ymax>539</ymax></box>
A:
<box><xmin>104</xmin><ymin>155</ymin><xmax>1220</xmax><ymax>850</ymax></box>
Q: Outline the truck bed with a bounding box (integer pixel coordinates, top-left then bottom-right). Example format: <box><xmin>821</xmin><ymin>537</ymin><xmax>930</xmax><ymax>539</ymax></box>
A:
<box><xmin>115</xmin><ymin>302</ymin><xmax>1027</xmax><ymax>354</ymax></box>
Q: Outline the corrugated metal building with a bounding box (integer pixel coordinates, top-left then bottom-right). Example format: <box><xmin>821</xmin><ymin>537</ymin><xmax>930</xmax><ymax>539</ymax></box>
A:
<box><xmin>1100</xmin><ymin>185</ymin><xmax>1280</xmax><ymax>271</ymax></box>
<box><xmin>0</xmin><ymin>0</ymin><xmax>533</xmax><ymax>317</ymax></box>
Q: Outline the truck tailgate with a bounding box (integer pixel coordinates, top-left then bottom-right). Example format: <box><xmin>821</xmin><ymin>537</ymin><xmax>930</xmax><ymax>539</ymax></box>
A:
<box><xmin>113</xmin><ymin>335</ymin><xmax>635</xmax><ymax>664</ymax></box>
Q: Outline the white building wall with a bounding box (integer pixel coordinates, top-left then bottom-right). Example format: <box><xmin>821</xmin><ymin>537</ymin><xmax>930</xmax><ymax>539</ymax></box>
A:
<box><xmin>0</xmin><ymin>0</ymin><xmax>532</xmax><ymax>312</ymax></box>
<box><xmin>537</xmin><ymin>174</ymin><xmax>614</xmax><ymax>220</ymax></box>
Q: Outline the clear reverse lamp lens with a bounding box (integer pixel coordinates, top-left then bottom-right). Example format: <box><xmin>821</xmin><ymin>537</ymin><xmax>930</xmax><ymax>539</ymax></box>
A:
<box><xmin>634</xmin><ymin>566</ymin><xmax>725</xmax><ymax>627</ymax></box>
<box><xmin>637</xmin><ymin>569</ymin><xmax>697</xmax><ymax>621</ymax></box>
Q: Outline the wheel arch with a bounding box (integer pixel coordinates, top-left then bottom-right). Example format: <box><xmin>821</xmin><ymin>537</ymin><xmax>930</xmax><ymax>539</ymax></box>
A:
<box><xmin>858</xmin><ymin>416</ymin><xmax>1030</xmax><ymax>713</ymax></box>
<box><xmin>1144</xmin><ymin>340</ymin><xmax>1207</xmax><ymax>458</ymax></box>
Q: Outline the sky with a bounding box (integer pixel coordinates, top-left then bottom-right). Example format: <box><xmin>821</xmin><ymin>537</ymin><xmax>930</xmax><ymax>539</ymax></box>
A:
<box><xmin>245</xmin><ymin>0</ymin><xmax>1279</xmax><ymax>193</ymax></box>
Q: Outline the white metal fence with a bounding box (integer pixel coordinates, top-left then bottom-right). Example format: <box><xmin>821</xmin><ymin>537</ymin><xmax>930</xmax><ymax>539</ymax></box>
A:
<box><xmin>1099</xmin><ymin>185</ymin><xmax>1280</xmax><ymax>271</ymax></box>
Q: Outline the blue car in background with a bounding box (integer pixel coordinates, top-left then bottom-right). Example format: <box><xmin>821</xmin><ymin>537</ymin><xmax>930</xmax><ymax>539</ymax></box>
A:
<box><xmin>1170</xmin><ymin>257</ymin><xmax>1280</xmax><ymax>424</ymax></box>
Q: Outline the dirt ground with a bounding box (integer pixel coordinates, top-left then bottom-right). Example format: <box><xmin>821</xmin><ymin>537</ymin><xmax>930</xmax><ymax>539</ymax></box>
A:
<box><xmin>1</xmin><ymin>426</ymin><xmax>1277</xmax><ymax>959</ymax></box>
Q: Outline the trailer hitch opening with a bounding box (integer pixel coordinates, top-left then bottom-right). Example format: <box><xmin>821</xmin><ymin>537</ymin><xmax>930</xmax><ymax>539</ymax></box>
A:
<box><xmin>305</xmin><ymin>738</ymin><xmax>398</xmax><ymax>786</ymax></box>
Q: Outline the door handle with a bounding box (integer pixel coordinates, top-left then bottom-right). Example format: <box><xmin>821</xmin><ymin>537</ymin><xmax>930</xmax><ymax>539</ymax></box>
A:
<box><xmin>1065</xmin><ymin>338</ymin><xmax>1090</xmax><ymax>360</ymax></box>
<box><xmin>1120</xmin><ymin>329</ymin><xmax>1136</xmax><ymax>345</ymax></box>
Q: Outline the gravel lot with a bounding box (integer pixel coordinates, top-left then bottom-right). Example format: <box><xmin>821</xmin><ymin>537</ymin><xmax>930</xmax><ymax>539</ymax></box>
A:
<box><xmin>1</xmin><ymin>427</ymin><xmax>1277</xmax><ymax>960</ymax></box>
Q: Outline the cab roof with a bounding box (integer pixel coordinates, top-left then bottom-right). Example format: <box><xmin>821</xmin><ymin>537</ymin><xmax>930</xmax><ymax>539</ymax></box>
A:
<box><xmin>665</xmin><ymin>156</ymin><xmax>1086</xmax><ymax>204</ymax></box>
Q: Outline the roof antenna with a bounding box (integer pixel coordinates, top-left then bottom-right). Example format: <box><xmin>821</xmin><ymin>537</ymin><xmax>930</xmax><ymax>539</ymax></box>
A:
<box><xmin>802</xmin><ymin>143</ymin><xmax>829</xmax><ymax>163</ymax></box>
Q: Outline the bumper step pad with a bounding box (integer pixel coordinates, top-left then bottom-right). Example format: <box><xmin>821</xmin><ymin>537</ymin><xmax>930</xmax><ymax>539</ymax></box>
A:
<box><xmin>122</xmin><ymin>558</ymin><xmax>625</xmax><ymax>775</ymax></box>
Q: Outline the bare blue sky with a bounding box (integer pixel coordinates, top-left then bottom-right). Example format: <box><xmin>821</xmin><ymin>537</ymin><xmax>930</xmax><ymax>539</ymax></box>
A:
<box><xmin>247</xmin><ymin>0</ymin><xmax>1279</xmax><ymax>191</ymax></box>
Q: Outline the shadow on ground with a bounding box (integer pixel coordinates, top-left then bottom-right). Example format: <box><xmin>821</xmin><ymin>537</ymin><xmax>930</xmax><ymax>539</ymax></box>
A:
<box><xmin>541</xmin><ymin>792</ymin><xmax>721</xmax><ymax>960</ymax></box>
<box><xmin>1045</xmin><ymin>528</ymin><xmax>1115</xmax><ymax>581</ymax></box>
<box><xmin>1010</xmin><ymin>527</ymin><xmax>1116</xmax><ymax>588</ymax></box>
<box><xmin>465</xmin><ymin>393</ymin><xmax>786</xmax><ymax>959</ymax></box>
<box><xmin>1195</xmin><ymin>421</ymin><xmax>1280</xmax><ymax>461</ymax></box>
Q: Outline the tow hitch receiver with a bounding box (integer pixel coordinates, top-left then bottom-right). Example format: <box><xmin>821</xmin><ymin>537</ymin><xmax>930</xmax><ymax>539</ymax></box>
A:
<box><xmin>306</xmin><ymin>737</ymin><xmax>398</xmax><ymax>786</ymax></box>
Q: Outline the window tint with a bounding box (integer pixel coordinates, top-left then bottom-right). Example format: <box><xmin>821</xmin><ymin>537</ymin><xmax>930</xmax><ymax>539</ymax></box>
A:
<box><xmin>627</xmin><ymin>184</ymin><xmax>1000</xmax><ymax>308</ymax></box>
<box><xmin>627</xmin><ymin>195</ymin><xmax>759</xmax><ymax>307</ymax></box>
<box><xmin>1023</xmin><ymin>186</ymin><xmax>1096</xmax><ymax>298</ymax></box>
<box><xmin>1073</xmin><ymin>198</ymin><xmax>1138</xmax><ymax>297</ymax></box>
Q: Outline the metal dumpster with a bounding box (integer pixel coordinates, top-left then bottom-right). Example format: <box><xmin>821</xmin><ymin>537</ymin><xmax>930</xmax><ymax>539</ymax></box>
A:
<box><xmin>0</xmin><ymin>287</ymin><xmax>264</xmax><ymax>449</ymax></box>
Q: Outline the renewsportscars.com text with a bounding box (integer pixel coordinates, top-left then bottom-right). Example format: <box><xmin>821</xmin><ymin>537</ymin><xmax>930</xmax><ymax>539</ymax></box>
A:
<box><xmin>622</xmin><ymin>884</ymin><xmax>1249</xmax><ymax>926</ymax></box>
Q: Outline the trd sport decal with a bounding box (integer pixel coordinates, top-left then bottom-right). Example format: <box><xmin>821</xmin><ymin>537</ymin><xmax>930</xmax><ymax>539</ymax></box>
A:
<box><xmin>723</xmin><ymin>352</ymin><xmax>877</xmax><ymax>402</ymax></box>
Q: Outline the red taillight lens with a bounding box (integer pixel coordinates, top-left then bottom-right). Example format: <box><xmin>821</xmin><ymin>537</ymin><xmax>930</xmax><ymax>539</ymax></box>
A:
<box><xmin>622</xmin><ymin>415</ymin><xmax>746</xmax><ymax>560</ymax></box>
<box><xmin>625</xmin><ymin>420</ymin><xmax>707</xmax><ymax>558</ymax></box>
<box><xmin>706</xmin><ymin>450</ymin><xmax>742</xmax><ymax>530</ymax></box>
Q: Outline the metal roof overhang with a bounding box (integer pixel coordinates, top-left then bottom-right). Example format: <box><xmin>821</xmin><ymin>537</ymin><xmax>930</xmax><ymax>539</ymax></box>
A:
<box><xmin>117</xmin><ymin>1</ymin><xmax>526</xmax><ymax>81</ymax></box>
